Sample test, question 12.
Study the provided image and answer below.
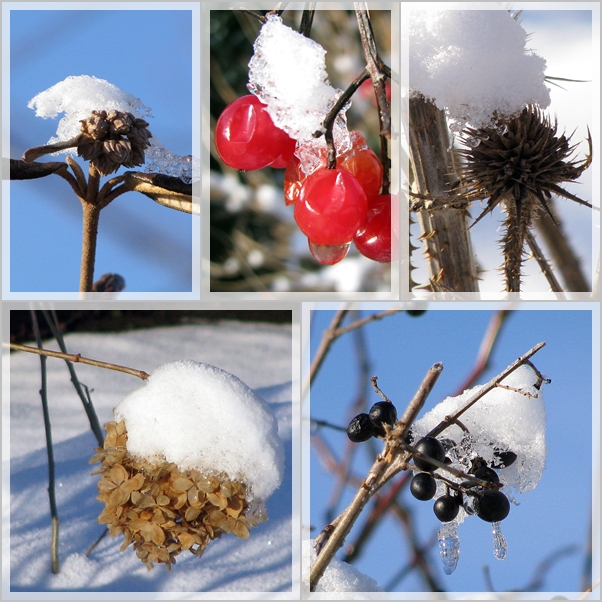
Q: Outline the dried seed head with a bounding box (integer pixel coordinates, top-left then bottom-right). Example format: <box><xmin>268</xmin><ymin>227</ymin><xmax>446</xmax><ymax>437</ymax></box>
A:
<box><xmin>91</xmin><ymin>421</ymin><xmax>266</xmax><ymax>570</ymax></box>
<box><xmin>78</xmin><ymin>110</ymin><xmax>152</xmax><ymax>175</ymax></box>
<box><xmin>458</xmin><ymin>105</ymin><xmax>592</xmax><ymax>227</ymax></box>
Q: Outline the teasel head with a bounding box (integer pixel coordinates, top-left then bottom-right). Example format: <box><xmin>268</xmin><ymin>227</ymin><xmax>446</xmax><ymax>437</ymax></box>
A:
<box><xmin>78</xmin><ymin>109</ymin><xmax>152</xmax><ymax>176</ymax></box>
<box><xmin>457</xmin><ymin>105</ymin><xmax>592</xmax><ymax>292</ymax></box>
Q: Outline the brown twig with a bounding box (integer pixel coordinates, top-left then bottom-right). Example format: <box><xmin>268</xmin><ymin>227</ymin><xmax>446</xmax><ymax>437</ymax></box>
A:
<box><xmin>6</xmin><ymin>342</ymin><xmax>150</xmax><ymax>380</ymax></box>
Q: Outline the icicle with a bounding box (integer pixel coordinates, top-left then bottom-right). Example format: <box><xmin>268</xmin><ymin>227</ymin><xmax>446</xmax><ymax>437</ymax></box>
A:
<box><xmin>492</xmin><ymin>521</ymin><xmax>508</xmax><ymax>560</ymax></box>
<box><xmin>438</xmin><ymin>520</ymin><xmax>461</xmax><ymax>575</ymax></box>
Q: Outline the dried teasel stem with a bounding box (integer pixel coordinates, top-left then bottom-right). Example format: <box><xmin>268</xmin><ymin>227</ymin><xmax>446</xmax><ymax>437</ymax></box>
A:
<box><xmin>409</xmin><ymin>96</ymin><xmax>479</xmax><ymax>292</ymax></box>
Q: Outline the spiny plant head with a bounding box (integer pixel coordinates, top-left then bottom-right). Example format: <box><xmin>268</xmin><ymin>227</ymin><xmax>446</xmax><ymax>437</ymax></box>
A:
<box><xmin>458</xmin><ymin>105</ymin><xmax>592</xmax><ymax>228</ymax></box>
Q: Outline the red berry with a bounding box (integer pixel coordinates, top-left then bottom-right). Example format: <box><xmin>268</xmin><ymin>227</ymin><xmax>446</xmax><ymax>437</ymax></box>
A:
<box><xmin>269</xmin><ymin>134</ymin><xmax>297</xmax><ymax>168</ymax></box>
<box><xmin>354</xmin><ymin>194</ymin><xmax>392</xmax><ymax>262</ymax></box>
<box><xmin>215</xmin><ymin>95</ymin><xmax>288</xmax><ymax>171</ymax></box>
<box><xmin>338</xmin><ymin>131</ymin><xmax>382</xmax><ymax>200</ymax></box>
<box><xmin>294</xmin><ymin>168</ymin><xmax>368</xmax><ymax>246</ymax></box>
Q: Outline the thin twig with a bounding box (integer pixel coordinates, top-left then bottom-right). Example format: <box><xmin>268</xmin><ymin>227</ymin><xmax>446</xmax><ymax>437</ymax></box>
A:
<box><xmin>525</xmin><ymin>229</ymin><xmax>565</xmax><ymax>294</ymax></box>
<box><xmin>299</xmin><ymin>6</ymin><xmax>315</xmax><ymax>37</ymax></box>
<box><xmin>6</xmin><ymin>342</ymin><xmax>150</xmax><ymax>381</ymax></box>
<box><xmin>427</xmin><ymin>342</ymin><xmax>546</xmax><ymax>439</ymax></box>
<box><xmin>31</xmin><ymin>311</ymin><xmax>60</xmax><ymax>574</ymax></box>
<box><xmin>43</xmin><ymin>310</ymin><xmax>105</xmax><ymax>447</ymax></box>
<box><xmin>310</xmin><ymin>362</ymin><xmax>443</xmax><ymax>591</ymax></box>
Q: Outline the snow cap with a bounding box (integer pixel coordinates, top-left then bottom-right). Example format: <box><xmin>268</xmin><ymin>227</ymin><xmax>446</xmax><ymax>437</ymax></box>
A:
<box><xmin>114</xmin><ymin>361</ymin><xmax>284</xmax><ymax>502</ymax></box>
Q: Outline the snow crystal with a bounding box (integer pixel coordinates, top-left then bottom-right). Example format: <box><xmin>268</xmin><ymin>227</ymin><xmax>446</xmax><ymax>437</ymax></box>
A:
<box><xmin>409</xmin><ymin>10</ymin><xmax>551</xmax><ymax>130</ymax></box>
<box><xmin>248</xmin><ymin>14</ymin><xmax>351</xmax><ymax>167</ymax></box>
<box><xmin>27</xmin><ymin>75</ymin><xmax>153</xmax><ymax>148</ymax></box>
<box><xmin>113</xmin><ymin>361</ymin><xmax>284</xmax><ymax>502</ymax></box>
<box><xmin>302</xmin><ymin>539</ymin><xmax>385</xmax><ymax>597</ymax></box>
<box><xmin>411</xmin><ymin>364</ymin><xmax>547</xmax><ymax>495</ymax></box>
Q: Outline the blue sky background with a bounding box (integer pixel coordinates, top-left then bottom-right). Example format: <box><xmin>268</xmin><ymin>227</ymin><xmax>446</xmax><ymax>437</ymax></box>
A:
<box><xmin>6</xmin><ymin>5</ymin><xmax>194</xmax><ymax>294</ymax></box>
<box><xmin>306</xmin><ymin>304</ymin><xmax>598</xmax><ymax>595</ymax></box>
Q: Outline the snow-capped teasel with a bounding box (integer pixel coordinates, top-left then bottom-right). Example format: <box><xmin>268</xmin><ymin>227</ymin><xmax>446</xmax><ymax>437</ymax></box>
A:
<box><xmin>91</xmin><ymin>360</ymin><xmax>284</xmax><ymax>569</ymax></box>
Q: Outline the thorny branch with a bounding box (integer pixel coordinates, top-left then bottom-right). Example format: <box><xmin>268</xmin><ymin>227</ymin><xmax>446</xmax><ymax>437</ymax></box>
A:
<box><xmin>309</xmin><ymin>342</ymin><xmax>548</xmax><ymax>592</ymax></box>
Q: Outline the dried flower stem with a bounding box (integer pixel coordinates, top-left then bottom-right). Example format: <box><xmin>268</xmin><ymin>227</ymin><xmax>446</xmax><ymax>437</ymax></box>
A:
<box><xmin>7</xmin><ymin>342</ymin><xmax>150</xmax><ymax>380</ymax></box>
<box><xmin>409</xmin><ymin>96</ymin><xmax>479</xmax><ymax>292</ymax></box>
<box><xmin>30</xmin><ymin>311</ymin><xmax>60</xmax><ymax>574</ymax></box>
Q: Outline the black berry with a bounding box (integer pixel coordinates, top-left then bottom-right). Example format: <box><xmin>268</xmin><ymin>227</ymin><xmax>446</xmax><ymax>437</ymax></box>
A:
<box><xmin>347</xmin><ymin>413</ymin><xmax>376</xmax><ymax>442</ymax></box>
<box><xmin>473</xmin><ymin>466</ymin><xmax>499</xmax><ymax>484</ymax></box>
<box><xmin>410</xmin><ymin>473</ymin><xmax>437</xmax><ymax>501</ymax></box>
<box><xmin>433</xmin><ymin>495</ymin><xmax>460</xmax><ymax>522</ymax></box>
<box><xmin>491</xmin><ymin>449</ymin><xmax>517</xmax><ymax>469</ymax></box>
<box><xmin>368</xmin><ymin>401</ymin><xmax>397</xmax><ymax>437</ymax></box>
<box><xmin>413</xmin><ymin>436</ymin><xmax>446</xmax><ymax>472</ymax></box>
<box><xmin>477</xmin><ymin>491</ymin><xmax>510</xmax><ymax>522</ymax></box>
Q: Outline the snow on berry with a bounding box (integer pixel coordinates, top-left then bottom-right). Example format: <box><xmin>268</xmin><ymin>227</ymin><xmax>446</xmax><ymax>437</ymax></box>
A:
<box><xmin>411</xmin><ymin>364</ymin><xmax>547</xmax><ymax>496</ymax></box>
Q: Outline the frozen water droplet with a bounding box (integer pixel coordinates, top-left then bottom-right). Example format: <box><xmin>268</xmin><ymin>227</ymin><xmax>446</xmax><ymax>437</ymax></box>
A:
<box><xmin>466</xmin><ymin>136</ymin><xmax>481</xmax><ymax>148</ymax></box>
<box><xmin>308</xmin><ymin>241</ymin><xmax>350</xmax><ymax>265</ymax></box>
<box><xmin>438</xmin><ymin>521</ymin><xmax>461</xmax><ymax>575</ymax></box>
<box><xmin>492</xmin><ymin>521</ymin><xmax>508</xmax><ymax>560</ymax></box>
<box><xmin>144</xmin><ymin>140</ymin><xmax>198</xmax><ymax>183</ymax></box>
<box><xmin>497</xmin><ymin>124</ymin><xmax>508</xmax><ymax>136</ymax></box>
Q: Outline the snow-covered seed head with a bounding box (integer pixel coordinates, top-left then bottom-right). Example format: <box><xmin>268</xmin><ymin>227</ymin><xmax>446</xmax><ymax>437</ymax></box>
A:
<box><xmin>458</xmin><ymin>105</ymin><xmax>592</xmax><ymax>228</ymax></box>
<box><xmin>78</xmin><ymin>109</ymin><xmax>152</xmax><ymax>175</ymax></box>
<box><xmin>90</xmin><ymin>421</ymin><xmax>267</xmax><ymax>571</ymax></box>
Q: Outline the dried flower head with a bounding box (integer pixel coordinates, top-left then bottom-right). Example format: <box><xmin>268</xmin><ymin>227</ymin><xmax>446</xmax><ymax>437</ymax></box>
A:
<box><xmin>458</xmin><ymin>105</ymin><xmax>592</xmax><ymax>227</ymax></box>
<box><xmin>78</xmin><ymin>110</ymin><xmax>152</xmax><ymax>176</ymax></box>
<box><xmin>91</xmin><ymin>421</ymin><xmax>267</xmax><ymax>570</ymax></box>
<box><xmin>457</xmin><ymin>105</ymin><xmax>592</xmax><ymax>291</ymax></box>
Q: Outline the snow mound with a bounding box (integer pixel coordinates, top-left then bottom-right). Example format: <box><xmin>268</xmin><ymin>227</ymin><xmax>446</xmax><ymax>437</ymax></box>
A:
<box><xmin>28</xmin><ymin>75</ymin><xmax>153</xmax><ymax>147</ymax></box>
<box><xmin>114</xmin><ymin>361</ymin><xmax>284</xmax><ymax>502</ymax></box>
<box><xmin>302</xmin><ymin>540</ymin><xmax>385</xmax><ymax>598</ymax></box>
<box><xmin>412</xmin><ymin>364</ymin><xmax>547</xmax><ymax>495</ymax></box>
<box><xmin>410</xmin><ymin>10</ymin><xmax>550</xmax><ymax>130</ymax></box>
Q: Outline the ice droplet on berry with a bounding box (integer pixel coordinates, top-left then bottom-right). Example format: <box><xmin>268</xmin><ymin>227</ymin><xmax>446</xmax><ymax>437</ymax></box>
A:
<box><xmin>438</xmin><ymin>520</ymin><xmax>461</xmax><ymax>575</ymax></box>
<box><xmin>308</xmin><ymin>241</ymin><xmax>350</xmax><ymax>265</ymax></box>
<box><xmin>492</xmin><ymin>521</ymin><xmax>508</xmax><ymax>560</ymax></box>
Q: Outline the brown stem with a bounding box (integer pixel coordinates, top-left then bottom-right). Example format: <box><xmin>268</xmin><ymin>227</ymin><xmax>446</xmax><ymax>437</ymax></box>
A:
<box><xmin>79</xmin><ymin>202</ymin><xmax>101</xmax><ymax>293</ymax></box>
<box><xmin>7</xmin><ymin>342</ymin><xmax>150</xmax><ymax>380</ymax></box>
<box><xmin>409</xmin><ymin>96</ymin><xmax>478</xmax><ymax>292</ymax></box>
<box><xmin>525</xmin><ymin>229</ymin><xmax>564</xmax><ymax>294</ymax></box>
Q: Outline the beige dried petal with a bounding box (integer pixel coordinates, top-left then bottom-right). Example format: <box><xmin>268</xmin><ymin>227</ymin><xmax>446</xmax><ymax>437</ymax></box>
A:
<box><xmin>207</xmin><ymin>509</ymin><xmax>227</xmax><ymax>528</ymax></box>
<box><xmin>178</xmin><ymin>532</ymin><xmax>197</xmax><ymax>551</ymax></box>
<box><xmin>207</xmin><ymin>492</ymin><xmax>228</xmax><ymax>510</ymax></box>
<box><xmin>226</xmin><ymin>497</ymin><xmax>243</xmax><ymax>518</ymax></box>
<box><xmin>156</xmin><ymin>494</ymin><xmax>170</xmax><ymax>506</ymax></box>
<box><xmin>231</xmin><ymin>520</ymin><xmax>250</xmax><ymax>540</ymax></box>
<box><xmin>108</xmin><ymin>464</ymin><xmax>128</xmax><ymax>486</ymax></box>
<box><xmin>89</xmin><ymin>452</ymin><xmax>105</xmax><ymax>464</ymax></box>
<box><xmin>174</xmin><ymin>492</ymin><xmax>188</xmax><ymax>509</ymax></box>
<box><xmin>172</xmin><ymin>477</ymin><xmax>194</xmax><ymax>492</ymax></box>
<box><xmin>109</xmin><ymin>487</ymin><xmax>131</xmax><ymax>507</ymax></box>
<box><xmin>185</xmin><ymin>506</ymin><xmax>202</xmax><ymax>522</ymax></box>
<box><xmin>130</xmin><ymin>491</ymin><xmax>142</xmax><ymax>505</ymax></box>
<box><xmin>195</xmin><ymin>476</ymin><xmax>218</xmax><ymax>493</ymax></box>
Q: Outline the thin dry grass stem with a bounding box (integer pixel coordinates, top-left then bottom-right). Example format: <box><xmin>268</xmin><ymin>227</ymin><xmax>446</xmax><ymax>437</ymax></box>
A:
<box><xmin>53</xmin><ymin>163</ymin><xmax>85</xmax><ymax>200</ymax></box>
<box><xmin>7</xmin><ymin>343</ymin><xmax>150</xmax><ymax>380</ymax></box>
<box><xmin>30</xmin><ymin>310</ymin><xmax>60</xmax><ymax>574</ymax></box>
<box><xmin>525</xmin><ymin>230</ymin><xmax>565</xmax><ymax>294</ymax></box>
<box><xmin>97</xmin><ymin>175</ymin><xmax>128</xmax><ymax>207</ymax></box>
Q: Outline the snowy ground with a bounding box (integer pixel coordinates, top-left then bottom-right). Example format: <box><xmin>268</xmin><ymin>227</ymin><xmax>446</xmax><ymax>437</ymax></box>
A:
<box><xmin>3</xmin><ymin>320</ymin><xmax>297</xmax><ymax>597</ymax></box>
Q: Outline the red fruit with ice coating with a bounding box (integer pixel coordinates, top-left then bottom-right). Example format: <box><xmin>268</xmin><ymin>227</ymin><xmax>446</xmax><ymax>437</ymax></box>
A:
<box><xmin>354</xmin><ymin>194</ymin><xmax>392</xmax><ymax>262</ymax></box>
<box><xmin>269</xmin><ymin>135</ymin><xmax>297</xmax><ymax>168</ymax></box>
<box><xmin>339</xmin><ymin>131</ymin><xmax>383</xmax><ymax>201</ymax></box>
<box><xmin>215</xmin><ymin>95</ymin><xmax>289</xmax><ymax>170</ymax></box>
<box><xmin>294</xmin><ymin>168</ymin><xmax>368</xmax><ymax>246</ymax></box>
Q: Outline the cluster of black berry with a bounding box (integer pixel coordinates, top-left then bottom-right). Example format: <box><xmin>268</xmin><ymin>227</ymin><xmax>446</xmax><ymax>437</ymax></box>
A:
<box><xmin>347</xmin><ymin>401</ymin><xmax>398</xmax><ymax>442</ymax></box>
<box><xmin>409</xmin><ymin>435</ymin><xmax>513</xmax><ymax>524</ymax></box>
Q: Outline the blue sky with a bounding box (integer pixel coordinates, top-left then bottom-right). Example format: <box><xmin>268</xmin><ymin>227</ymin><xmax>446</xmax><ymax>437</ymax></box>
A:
<box><xmin>306</xmin><ymin>304</ymin><xmax>598</xmax><ymax>594</ymax></box>
<box><xmin>6</xmin><ymin>5</ymin><xmax>195</xmax><ymax>294</ymax></box>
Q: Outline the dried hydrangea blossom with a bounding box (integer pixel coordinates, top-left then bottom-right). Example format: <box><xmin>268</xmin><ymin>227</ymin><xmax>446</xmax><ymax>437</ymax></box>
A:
<box><xmin>90</xmin><ymin>421</ymin><xmax>266</xmax><ymax>570</ymax></box>
<box><xmin>78</xmin><ymin>109</ymin><xmax>152</xmax><ymax>176</ymax></box>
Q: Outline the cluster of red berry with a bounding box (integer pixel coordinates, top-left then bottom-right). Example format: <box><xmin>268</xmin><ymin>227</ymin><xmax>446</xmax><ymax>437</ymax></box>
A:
<box><xmin>215</xmin><ymin>94</ymin><xmax>393</xmax><ymax>265</ymax></box>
